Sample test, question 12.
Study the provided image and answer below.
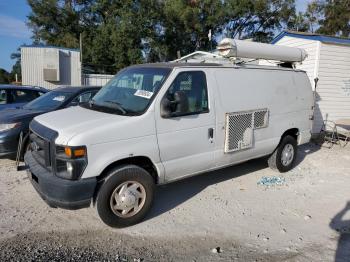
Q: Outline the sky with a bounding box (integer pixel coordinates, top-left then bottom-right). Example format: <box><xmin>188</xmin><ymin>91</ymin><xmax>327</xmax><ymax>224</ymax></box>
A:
<box><xmin>0</xmin><ymin>0</ymin><xmax>311</xmax><ymax>72</ymax></box>
<box><xmin>0</xmin><ymin>0</ymin><xmax>32</xmax><ymax>72</ymax></box>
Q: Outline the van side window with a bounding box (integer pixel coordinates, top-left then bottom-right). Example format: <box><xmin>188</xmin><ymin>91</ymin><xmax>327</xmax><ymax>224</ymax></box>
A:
<box><xmin>164</xmin><ymin>71</ymin><xmax>209</xmax><ymax>117</ymax></box>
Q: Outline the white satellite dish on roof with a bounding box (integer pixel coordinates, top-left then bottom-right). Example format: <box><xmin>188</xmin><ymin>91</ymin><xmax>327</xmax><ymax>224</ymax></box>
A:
<box><xmin>217</xmin><ymin>38</ymin><xmax>307</xmax><ymax>62</ymax></box>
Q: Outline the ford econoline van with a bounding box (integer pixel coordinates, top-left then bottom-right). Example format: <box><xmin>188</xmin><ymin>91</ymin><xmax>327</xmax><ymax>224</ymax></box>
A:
<box><xmin>24</xmin><ymin>43</ymin><xmax>313</xmax><ymax>228</ymax></box>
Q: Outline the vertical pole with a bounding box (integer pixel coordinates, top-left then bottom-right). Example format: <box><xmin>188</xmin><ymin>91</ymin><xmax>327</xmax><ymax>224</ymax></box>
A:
<box><xmin>311</xmin><ymin>77</ymin><xmax>319</xmax><ymax>135</ymax></box>
<box><xmin>80</xmin><ymin>33</ymin><xmax>83</xmax><ymax>85</ymax></box>
<box><xmin>208</xmin><ymin>29</ymin><xmax>212</xmax><ymax>52</ymax></box>
<box><xmin>177</xmin><ymin>51</ymin><xmax>181</xmax><ymax>59</ymax></box>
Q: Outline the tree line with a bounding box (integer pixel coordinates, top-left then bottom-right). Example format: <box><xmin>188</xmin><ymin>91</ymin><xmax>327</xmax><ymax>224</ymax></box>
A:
<box><xmin>1</xmin><ymin>0</ymin><xmax>349</xmax><ymax>83</ymax></box>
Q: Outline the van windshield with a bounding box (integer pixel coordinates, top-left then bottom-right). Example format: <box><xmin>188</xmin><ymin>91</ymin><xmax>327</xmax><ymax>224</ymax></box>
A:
<box><xmin>86</xmin><ymin>67</ymin><xmax>171</xmax><ymax>116</ymax></box>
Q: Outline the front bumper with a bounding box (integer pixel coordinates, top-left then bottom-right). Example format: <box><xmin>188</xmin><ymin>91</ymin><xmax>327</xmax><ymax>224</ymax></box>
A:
<box><xmin>24</xmin><ymin>151</ymin><xmax>97</xmax><ymax>210</ymax></box>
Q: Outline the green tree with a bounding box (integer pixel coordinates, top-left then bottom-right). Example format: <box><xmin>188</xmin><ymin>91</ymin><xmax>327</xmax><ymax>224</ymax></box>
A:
<box><xmin>158</xmin><ymin>0</ymin><xmax>225</xmax><ymax>60</ymax></box>
<box><xmin>0</xmin><ymin>69</ymin><xmax>11</xmax><ymax>84</ymax></box>
<box><xmin>27</xmin><ymin>0</ymin><xmax>94</xmax><ymax>47</ymax></box>
<box><xmin>86</xmin><ymin>0</ymin><xmax>161</xmax><ymax>73</ymax></box>
<box><xmin>222</xmin><ymin>0</ymin><xmax>296</xmax><ymax>43</ymax></box>
<box><xmin>316</xmin><ymin>0</ymin><xmax>350</xmax><ymax>37</ymax></box>
<box><xmin>26</xmin><ymin>0</ymin><xmax>299</xmax><ymax>72</ymax></box>
<box><xmin>288</xmin><ymin>12</ymin><xmax>309</xmax><ymax>32</ymax></box>
<box><xmin>10</xmin><ymin>48</ymin><xmax>22</xmax><ymax>82</ymax></box>
<box><xmin>305</xmin><ymin>0</ymin><xmax>322</xmax><ymax>33</ymax></box>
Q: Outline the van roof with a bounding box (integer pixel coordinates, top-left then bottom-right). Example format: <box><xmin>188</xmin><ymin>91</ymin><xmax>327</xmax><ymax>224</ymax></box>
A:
<box><xmin>129</xmin><ymin>62</ymin><xmax>305</xmax><ymax>73</ymax></box>
<box><xmin>129</xmin><ymin>62</ymin><xmax>222</xmax><ymax>68</ymax></box>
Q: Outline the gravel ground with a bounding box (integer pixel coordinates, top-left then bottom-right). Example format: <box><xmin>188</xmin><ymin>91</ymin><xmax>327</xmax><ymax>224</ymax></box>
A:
<box><xmin>0</xmin><ymin>143</ymin><xmax>350</xmax><ymax>261</ymax></box>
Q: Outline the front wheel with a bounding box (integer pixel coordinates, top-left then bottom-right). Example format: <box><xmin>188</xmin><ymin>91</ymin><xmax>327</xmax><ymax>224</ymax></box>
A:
<box><xmin>95</xmin><ymin>165</ymin><xmax>155</xmax><ymax>228</ymax></box>
<box><xmin>268</xmin><ymin>135</ymin><xmax>298</xmax><ymax>173</ymax></box>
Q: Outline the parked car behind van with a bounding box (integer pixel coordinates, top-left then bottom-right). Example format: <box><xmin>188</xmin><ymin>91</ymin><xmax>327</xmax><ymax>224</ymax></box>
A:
<box><xmin>24</xmin><ymin>59</ymin><xmax>313</xmax><ymax>228</ymax></box>
<box><xmin>0</xmin><ymin>86</ymin><xmax>100</xmax><ymax>159</ymax></box>
<box><xmin>0</xmin><ymin>85</ymin><xmax>47</xmax><ymax>111</ymax></box>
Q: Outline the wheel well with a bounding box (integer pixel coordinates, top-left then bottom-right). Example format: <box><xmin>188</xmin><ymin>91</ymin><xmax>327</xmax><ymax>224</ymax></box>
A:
<box><xmin>96</xmin><ymin>156</ymin><xmax>159</xmax><ymax>184</ymax></box>
<box><xmin>281</xmin><ymin>128</ymin><xmax>299</xmax><ymax>141</ymax></box>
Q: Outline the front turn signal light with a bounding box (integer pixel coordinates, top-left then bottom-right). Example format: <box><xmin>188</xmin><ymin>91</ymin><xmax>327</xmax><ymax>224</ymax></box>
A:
<box><xmin>64</xmin><ymin>146</ymin><xmax>86</xmax><ymax>158</ymax></box>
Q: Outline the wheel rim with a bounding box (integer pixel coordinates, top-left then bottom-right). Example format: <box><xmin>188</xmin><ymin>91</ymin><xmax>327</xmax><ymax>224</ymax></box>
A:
<box><xmin>109</xmin><ymin>181</ymin><xmax>146</xmax><ymax>218</ymax></box>
<box><xmin>281</xmin><ymin>143</ymin><xmax>294</xmax><ymax>166</ymax></box>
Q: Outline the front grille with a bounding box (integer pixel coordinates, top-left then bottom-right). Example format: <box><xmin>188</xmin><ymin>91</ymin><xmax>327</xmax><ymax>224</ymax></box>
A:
<box><xmin>28</xmin><ymin>120</ymin><xmax>58</xmax><ymax>170</ymax></box>
<box><xmin>30</xmin><ymin>132</ymin><xmax>51</xmax><ymax>167</ymax></box>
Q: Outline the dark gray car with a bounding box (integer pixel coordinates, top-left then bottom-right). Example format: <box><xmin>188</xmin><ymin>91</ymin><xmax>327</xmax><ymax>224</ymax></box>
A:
<box><xmin>0</xmin><ymin>85</ymin><xmax>47</xmax><ymax>111</ymax></box>
<box><xmin>0</xmin><ymin>86</ymin><xmax>101</xmax><ymax>159</ymax></box>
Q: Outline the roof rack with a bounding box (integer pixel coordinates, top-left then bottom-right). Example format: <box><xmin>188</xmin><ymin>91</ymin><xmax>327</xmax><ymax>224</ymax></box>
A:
<box><xmin>172</xmin><ymin>51</ymin><xmax>237</xmax><ymax>65</ymax></box>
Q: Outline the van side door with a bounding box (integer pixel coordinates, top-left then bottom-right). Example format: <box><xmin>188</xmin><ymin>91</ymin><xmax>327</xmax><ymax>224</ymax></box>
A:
<box><xmin>155</xmin><ymin>69</ymin><xmax>216</xmax><ymax>182</ymax></box>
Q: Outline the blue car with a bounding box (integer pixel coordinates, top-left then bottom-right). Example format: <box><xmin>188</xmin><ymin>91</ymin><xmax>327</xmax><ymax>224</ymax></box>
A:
<box><xmin>0</xmin><ymin>85</ymin><xmax>47</xmax><ymax>111</ymax></box>
<box><xmin>0</xmin><ymin>86</ymin><xmax>101</xmax><ymax>159</ymax></box>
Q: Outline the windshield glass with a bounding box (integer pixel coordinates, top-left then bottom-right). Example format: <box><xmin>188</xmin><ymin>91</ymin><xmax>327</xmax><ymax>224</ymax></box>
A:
<box><xmin>89</xmin><ymin>67</ymin><xmax>171</xmax><ymax>115</ymax></box>
<box><xmin>24</xmin><ymin>91</ymin><xmax>73</xmax><ymax>110</ymax></box>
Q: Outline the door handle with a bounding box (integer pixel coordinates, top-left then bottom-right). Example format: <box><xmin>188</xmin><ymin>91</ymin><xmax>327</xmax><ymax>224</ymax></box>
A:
<box><xmin>208</xmin><ymin>128</ymin><xmax>214</xmax><ymax>139</ymax></box>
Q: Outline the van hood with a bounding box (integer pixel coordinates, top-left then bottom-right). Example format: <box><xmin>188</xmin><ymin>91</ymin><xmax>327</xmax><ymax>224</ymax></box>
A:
<box><xmin>34</xmin><ymin>106</ymin><xmax>130</xmax><ymax>145</ymax></box>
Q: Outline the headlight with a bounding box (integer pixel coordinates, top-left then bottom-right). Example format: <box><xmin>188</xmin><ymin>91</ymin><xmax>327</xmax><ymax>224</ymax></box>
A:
<box><xmin>55</xmin><ymin>145</ymin><xmax>88</xmax><ymax>180</ymax></box>
<box><xmin>0</xmin><ymin>123</ymin><xmax>21</xmax><ymax>132</ymax></box>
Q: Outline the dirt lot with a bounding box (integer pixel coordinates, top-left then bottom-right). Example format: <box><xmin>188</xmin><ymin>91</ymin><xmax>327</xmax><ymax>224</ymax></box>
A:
<box><xmin>0</xmin><ymin>143</ymin><xmax>350</xmax><ymax>261</ymax></box>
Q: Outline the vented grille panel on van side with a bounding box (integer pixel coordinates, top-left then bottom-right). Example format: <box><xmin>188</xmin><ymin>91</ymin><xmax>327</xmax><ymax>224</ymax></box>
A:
<box><xmin>224</xmin><ymin>108</ymin><xmax>269</xmax><ymax>153</ymax></box>
<box><xmin>254</xmin><ymin>109</ymin><xmax>269</xmax><ymax>129</ymax></box>
<box><xmin>225</xmin><ymin>112</ymin><xmax>254</xmax><ymax>152</ymax></box>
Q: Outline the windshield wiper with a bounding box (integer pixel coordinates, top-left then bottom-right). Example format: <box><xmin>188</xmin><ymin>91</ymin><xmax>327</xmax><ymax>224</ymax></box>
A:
<box><xmin>102</xmin><ymin>101</ymin><xmax>127</xmax><ymax>115</ymax></box>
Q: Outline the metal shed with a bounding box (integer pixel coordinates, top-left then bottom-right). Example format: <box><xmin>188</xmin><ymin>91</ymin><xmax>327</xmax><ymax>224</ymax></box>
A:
<box><xmin>21</xmin><ymin>46</ymin><xmax>81</xmax><ymax>90</ymax></box>
<box><xmin>271</xmin><ymin>31</ymin><xmax>350</xmax><ymax>133</ymax></box>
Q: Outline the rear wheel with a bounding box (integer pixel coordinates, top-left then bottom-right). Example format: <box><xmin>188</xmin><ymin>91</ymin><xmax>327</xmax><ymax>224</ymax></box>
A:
<box><xmin>95</xmin><ymin>165</ymin><xmax>155</xmax><ymax>228</ymax></box>
<box><xmin>268</xmin><ymin>135</ymin><xmax>297</xmax><ymax>172</ymax></box>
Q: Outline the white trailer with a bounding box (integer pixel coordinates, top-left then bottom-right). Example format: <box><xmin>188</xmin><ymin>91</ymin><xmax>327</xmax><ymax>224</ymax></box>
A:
<box><xmin>271</xmin><ymin>31</ymin><xmax>350</xmax><ymax>133</ymax></box>
<box><xmin>21</xmin><ymin>46</ymin><xmax>82</xmax><ymax>90</ymax></box>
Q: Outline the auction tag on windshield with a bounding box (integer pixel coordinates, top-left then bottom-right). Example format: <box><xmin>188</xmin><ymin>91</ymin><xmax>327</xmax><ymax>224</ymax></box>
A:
<box><xmin>134</xmin><ymin>90</ymin><xmax>153</xmax><ymax>99</ymax></box>
<box><xmin>53</xmin><ymin>96</ymin><xmax>65</xmax><ymax>102</ymax></box>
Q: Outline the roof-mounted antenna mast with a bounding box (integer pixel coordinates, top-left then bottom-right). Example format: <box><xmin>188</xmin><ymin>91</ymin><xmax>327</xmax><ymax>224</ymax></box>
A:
<box><xmin>217</xmin><ymin>38</ymin><xmax>307</xmax><ymax>62</ymax></box>
<box><xmin>173</xmin><ymin>38</ymin><xmax>308</xmax><ymax>65</ymax></box>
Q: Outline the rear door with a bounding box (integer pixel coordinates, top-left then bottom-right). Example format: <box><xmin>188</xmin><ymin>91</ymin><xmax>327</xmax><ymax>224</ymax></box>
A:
<box><xmin>155</xmin><ymin>69</ymin><xmax>216</xmax><ymax>182</ymax></box>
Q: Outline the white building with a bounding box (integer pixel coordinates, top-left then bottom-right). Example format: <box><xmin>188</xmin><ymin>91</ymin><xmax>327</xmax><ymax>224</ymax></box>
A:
<box><xmin>21</xmin><ymin>46</ymin><xmax>82</xmax><ymax>90</ymax></box>
<box><xmin>21</xmin><ymin>46</ymin><xmax>114</xmax><ymax>90</ymax></box>
<box><xmin>271</xmin><ymin>31</ymin><xmax>350</xmax><ymax>133</ymax></box>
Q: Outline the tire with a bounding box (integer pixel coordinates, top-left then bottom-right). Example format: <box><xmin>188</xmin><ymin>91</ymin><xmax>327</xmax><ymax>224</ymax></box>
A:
<box><xmin>268</xmin><ymin>135</ymin><xmax>297</xmax><ymax>173</ymax></box>
<box><xmin>95</xmin><ymin>165</ymin><xmax>155</xmax><ymax>228</ymax></box>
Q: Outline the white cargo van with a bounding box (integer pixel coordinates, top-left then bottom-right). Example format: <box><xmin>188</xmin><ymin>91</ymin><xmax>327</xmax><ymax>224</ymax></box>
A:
<box><xmin>25</xmin><ymin>40</ymin><xmax>313</xmax><ymax>227</ymax></box>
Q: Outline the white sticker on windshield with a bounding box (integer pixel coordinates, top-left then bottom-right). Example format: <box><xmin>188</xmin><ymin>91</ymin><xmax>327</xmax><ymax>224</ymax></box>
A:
<box><xmin>53</xmin><ymin>96</ymin><xmax>65</xmax><ymax>102</ymax></box>
<box><xmin>134</xmin><ymin>90</ymin><xmax>153</xmax><ymax>99</ymax></box>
